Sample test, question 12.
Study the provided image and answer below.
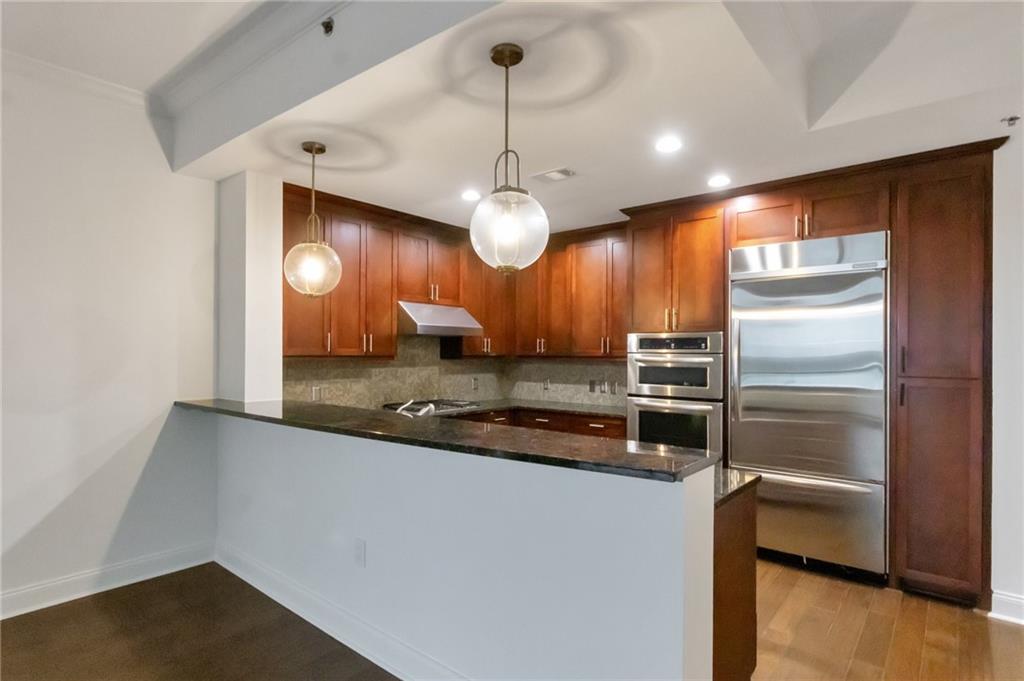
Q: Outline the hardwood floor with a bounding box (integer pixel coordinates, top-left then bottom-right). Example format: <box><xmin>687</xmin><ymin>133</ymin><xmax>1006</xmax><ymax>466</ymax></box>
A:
<box><xmin>753</xmin><ymin>560</ymin><xmax>1024</xmax><ymax>681</ymax></box>
<box><xmin>0</xmin><ymin>563</ymin><xmax>397</xmax><ymax>681</ymax></box>
<box><xmin>2</xmin><ymin>560</ymin><xmax>1021</xmax><ymax>680</ymax></box>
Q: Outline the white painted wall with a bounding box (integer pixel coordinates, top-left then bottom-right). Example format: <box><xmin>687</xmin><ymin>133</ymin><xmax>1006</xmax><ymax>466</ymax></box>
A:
<box><xmin>990</xmin><ymin>133</ymin><xmax>1024</xmax><ymax>624</ymax></box>
<box><xmin>214</xmin><ymin>412</ymin><xmax>713</xmax><ymax>680</ymax></box>
<box><xmin>215</xmin><ymin>171</ymin><xmax>282</xmax><ymax>402</ymax></box>
<box><xmin>0</xmin><ymin>54</ymin><xmax>218</xmax><ymax>616</ymax></box>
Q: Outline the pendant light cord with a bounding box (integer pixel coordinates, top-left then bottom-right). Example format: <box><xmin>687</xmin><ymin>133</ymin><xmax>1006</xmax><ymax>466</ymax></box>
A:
<box><xmin>307</xmin><ymin>149</ymin><xmax>321</xmax><ymax>243</ymax></box>
<box><xmin>504</xmin><ymin>63</ymin><xmax>510</xmax><ymax>188</ymax></box>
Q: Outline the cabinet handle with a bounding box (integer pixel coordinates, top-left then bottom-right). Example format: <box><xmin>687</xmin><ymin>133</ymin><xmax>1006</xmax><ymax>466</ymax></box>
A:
<box><xmin>541</xmin><ymin>338</ymin><xmax>546</xmax><ymax>354</ymax></box>
<box><xmin>794</xmin><ymin>215</ymin><xmax>801</xmax><ymax>239</ymax></box>
<box><xmin>665</xmin><ymin>308</ymin><xmax>670</xmax><ymax>331</ymax></box>
<box><xmin>362</xmin><ymin>334</ymin><xmax>366</xmax><ymax>353</ymax></box>
<box><xmin>899</xmin><ymin>383</ymin><xmax>906</xmax><ymax>406</ymax></box>
<box><xmin>369</xmin><ymin>333</ymin><xmax>373</xmax><ymax>353</ymax></box>
<box><xmin>493</xmin><ymin>417</ymin><xmax>507</xmax><ymax>422</ymax></box>
<box><xmin>534</xmin><ymin>418</ymin><xmax>550</xmax><ymax>423</ymax></box>
<box><xmin>804</xmin><ymin>213</ymin><xmax>810</xmax><ymax>238</ymax></box>
<box><xmin>327</xmin><ymin>331</ymin><xmax>332</xmax><ymax>353</ymax></box>
<box><xmin>672</xmin><ymin>308</ymin><xmax>678</xmax><ymax>331</ymax></box>
<box><xmin>588</xmin><ymin>423</ymin><xmax>606</xmax><ymax>429</ymax></box>
<box><xmin>900</xmin><ymin>346</ymin><xmax>907</xmax><ymax>373</ymax></box>
<box><xmin>536</xmin><ymin>338</ymin><xmax>540</xmax><ymax>354</ymax></box>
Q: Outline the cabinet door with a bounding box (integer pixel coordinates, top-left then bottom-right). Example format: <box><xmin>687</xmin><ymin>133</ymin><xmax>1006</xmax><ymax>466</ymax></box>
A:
<box><xmin>328</xmin><ymin>216</ymin><xmax>367</xmax><ymax>356</ymax></box>
<box><xmin>570</xmin><ymin>239</ymin><xmax>609</xmax><ymax>356</ymax></box>
<box><xmin>514</xmin><ymin>253</ymin><xmax>545</xmax><ymax>356</ymax></box>
<box><xmin>283</xmin><ymin>205</ymin><xmax>329</xmax><ymax>356</ymax></box>
<box><xmin>894</xmin><ymin>157</ymin><xmax>985</xmax><ymax>379</ymax></box>
<box><xmin>894</xmin><ymin>378</ymin><xmax>983</xmax><ymax>601</ymax></box>
<box><xmin>545</xmin><ymin>245</ymin><xmax>573</xmax><ymax>355</ymax></box>
<box><xmin>728</xmin><ymin>191</ymin><xmax>802</xmax><ymax>248</ymax></box>
<box><xmin>431</xmin><ymin>238</ymin><xmax>462</xmax><ymax>305</ymax></box>
<box><xmin>672</xmin><ymin>208</ymin><xmax>724</xmax><ymax>331</ymax></box>
<box><xmin>802</xmin><ymin>174</ymin><xmax>891</xmax><ymax>239</ymax></box>
<box><xmin>607</xmin><ymin>237</ymin><xmax>628</xmax><ymax>356</ymax></box>
<box><xmin>396</xmin><ymin>231</ymin><xmax>432</xmax><ymax>302</ymax></box>
<box><xmin>363</xmin><ymin>223</ymin><xmax>395</xmax><ymax>357</ymax></box>
<box><xmin>483</xmin><ymin>264</ymin><xmax>513</xmax><ymax>355</ymax></box>
<box><xmin>628</xmin><ymin>214</ymin><xmax>672</xmax><ymax>332</ymax></box>
<box><xmin>460</xmin><ymin>251</ymin><xmax>486</xmax><ymax>356</ymax></box>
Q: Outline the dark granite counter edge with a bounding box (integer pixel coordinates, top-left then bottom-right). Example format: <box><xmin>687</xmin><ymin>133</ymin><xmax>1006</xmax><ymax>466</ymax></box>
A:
<box><xmin>714</xmin><ymin>468</ymin><xmax>761</xmax><ymax>507</ymax></box>
<box><xmin>174</xmin><ymin>400</ymin><xmax>719</xmax><ymax>484</ymax></box>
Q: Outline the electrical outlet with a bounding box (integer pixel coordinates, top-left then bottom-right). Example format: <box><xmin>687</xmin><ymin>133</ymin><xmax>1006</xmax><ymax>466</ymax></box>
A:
<box><xmin>600</xmin><ymin>380</ymin><xmax>608</xmax><ymax>394</ymax></box>
<box><xmin>610</xmin><ymin>381</ymin><xmax>617</xmax><ymax>395</ymax></box>
<box><xmin>353</xmin><ymin>538</ymin><xmax>366</xmax><ymax>568</ymax></box>
<box><xmin>589</xmin><ymin>380</ymin><xmax>597</xmax><ymax>393</ymax></box>
<box><xmin>311</xmin><ymin>385</ymin><xmax>322</xmax><ymax>402</ymax></box>
<box><xmin>543</xmin><ymin>379</ymin><xmax>550</xmax><ymax>391</ymax></box>
<box><xmin>472</xmin><ymin>377</ymin><xmax>479</xmax><ymax>391</ymax></box>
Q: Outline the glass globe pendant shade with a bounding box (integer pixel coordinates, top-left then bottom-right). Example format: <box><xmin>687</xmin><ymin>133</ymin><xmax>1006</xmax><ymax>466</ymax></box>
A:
<box><xmin>283</xmin><ymin>240</ymin><xmax>342</xmax><ymax>296</ymax></box>
<box><xmin>469</xmin><ymin>189</ymin><xmax>549</xmax><ymax>273</ymax></box>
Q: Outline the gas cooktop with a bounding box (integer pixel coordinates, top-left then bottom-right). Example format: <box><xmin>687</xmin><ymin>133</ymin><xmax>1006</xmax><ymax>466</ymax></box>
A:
<box><xmin>381</xmin><ymin>399</ymin><xmax>481</xmax><ymax>417</ymax></box>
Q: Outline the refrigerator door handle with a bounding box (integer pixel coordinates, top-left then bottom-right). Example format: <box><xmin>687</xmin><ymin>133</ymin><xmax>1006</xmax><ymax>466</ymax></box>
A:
<box><xmin>755</xmin><ymin>470</ymin><xmax>876</xmax><ymax>492</ymax></box>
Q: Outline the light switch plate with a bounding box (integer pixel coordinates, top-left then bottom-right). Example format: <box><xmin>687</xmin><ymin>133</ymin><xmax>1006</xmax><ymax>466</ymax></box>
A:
<box><xmin>353</xmin><ymin>538</ymin><xmax>366</xmax><ymax>568</ymax></box>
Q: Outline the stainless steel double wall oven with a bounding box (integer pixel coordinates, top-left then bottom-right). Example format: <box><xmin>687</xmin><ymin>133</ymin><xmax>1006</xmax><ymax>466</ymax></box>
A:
<box><xmin>626</xmin><ymin>332</ymin><xmax>724</xmax><ymax>457</ymax></box>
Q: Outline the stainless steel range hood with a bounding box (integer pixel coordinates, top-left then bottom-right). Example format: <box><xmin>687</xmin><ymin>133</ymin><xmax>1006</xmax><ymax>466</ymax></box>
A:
<box><xmin>397</xmin><ymin>301</ymin><xmax>483</xmax><ymax>336</ymax></box>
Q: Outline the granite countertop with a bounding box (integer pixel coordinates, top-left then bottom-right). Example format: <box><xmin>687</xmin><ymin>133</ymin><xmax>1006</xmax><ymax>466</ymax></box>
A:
<box><xmin>175</xmin><ymin>399</ymin><xmax>717</xmax><ymax>483</ymax></box>
<box><xmin>436</xmin><ymin>398</ymin><xmax>626</xmax><ymax>419</ymax></box>
<box><xmin>715</xmin><ymin>466</ymin><xmax>761</xmax><ymax>507</ymax></box>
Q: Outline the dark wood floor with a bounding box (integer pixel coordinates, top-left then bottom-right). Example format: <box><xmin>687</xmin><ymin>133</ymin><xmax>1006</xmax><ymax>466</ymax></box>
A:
<box><xmin>3</xmin><ymin>561</ymin><xmax>1022</xmax><ymax>680</ymax></box>
<box><xmin>1</xmin><ymin>563</ymin><xmax>398</xmax><ymax>681</ymax></box>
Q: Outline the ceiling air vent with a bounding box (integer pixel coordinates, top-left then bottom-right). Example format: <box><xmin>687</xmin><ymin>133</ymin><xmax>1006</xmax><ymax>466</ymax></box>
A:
<box><xmin>531</xmin><ymin>167</ymin><xmax>577</xmax><ymax>183</ymax></box>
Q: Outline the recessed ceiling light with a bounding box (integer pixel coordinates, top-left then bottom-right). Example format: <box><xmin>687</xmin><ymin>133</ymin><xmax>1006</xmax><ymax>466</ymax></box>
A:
<box><xmin>707</xmin><ymin>174</ymin><xmax>731</xmax><ymax>188</ymax></box>
<box><xmin>461</xmin><ymin>189</ymin><xmax>481</xmax><ymax>202</ymax></box>
<box><xmin>655</xmin><ymin>134</ymin><xmax>683</xmax><ymax>154</ymax></box>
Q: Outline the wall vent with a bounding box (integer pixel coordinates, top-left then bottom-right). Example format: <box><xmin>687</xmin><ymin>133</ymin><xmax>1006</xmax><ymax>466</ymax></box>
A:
<box><xmin>531</xmin><ymin>167</ymin><xmax>577</xmax><ymax>183</ymax></box>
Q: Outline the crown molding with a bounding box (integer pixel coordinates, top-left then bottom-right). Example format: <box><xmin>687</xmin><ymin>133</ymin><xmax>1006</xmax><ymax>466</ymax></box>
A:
<box><xmin>2</xmin><ymin>50</ymin><xmax>146</xmax><ymax>108</ymax></box>
<box><xmin>149</xmin><ymin>2</ymin><xmax>348</xmax><ymax>117</ymax></box>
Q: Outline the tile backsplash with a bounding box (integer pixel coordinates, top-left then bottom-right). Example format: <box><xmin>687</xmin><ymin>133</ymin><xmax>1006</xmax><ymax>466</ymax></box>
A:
<box><xmin>284</xmin><ymin>336</ymin><xmax>627</xmax><ymax>409</ymax></box>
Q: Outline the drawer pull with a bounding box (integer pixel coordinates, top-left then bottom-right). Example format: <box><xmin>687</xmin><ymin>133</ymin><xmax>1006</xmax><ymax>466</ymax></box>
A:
<box><xmin>534</xmin><ymin>418</ymin><xmax>550</xmax><ymax>423</ymax></box>
<box><xmin>588</xmin><ymin>423</ymin><xmax>605</xmax><ymax>429</ymax></box>
<box><xmin>493</xmin><ymin>417</ymin><xmax>507</xmax><ymax>422</ymax></box>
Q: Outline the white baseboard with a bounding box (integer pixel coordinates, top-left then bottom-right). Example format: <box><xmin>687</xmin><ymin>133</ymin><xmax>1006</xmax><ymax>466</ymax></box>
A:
<box><xmin>1</xmin><ymin>542</ymin><xmax>214</xmax><ymax>619</ymax></box>
<box><xmin>215</xmin><ymin>543</ymin><xmax>464</xmax><ymax>681</ymax></box>
<box><xmin>990</xmin><ymin>589</ymin><xmax>1024</xmax><ymax>626</ymax></box>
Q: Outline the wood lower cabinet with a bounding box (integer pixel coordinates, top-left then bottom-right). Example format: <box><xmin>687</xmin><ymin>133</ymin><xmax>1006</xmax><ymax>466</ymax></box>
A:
<box><xmin>452</xmin><ymin>408</ymin><xmax>626</xmax><ymax>440</ymax></box>
<box><xmin>894</xmin><ymin>378</ymin><xmax>983</xmax><ymax>602</ymax></box>
<box><xmin>714</xmin><ymin>482</ymin><xmax>758</xmax><ymax>681</ymax></box>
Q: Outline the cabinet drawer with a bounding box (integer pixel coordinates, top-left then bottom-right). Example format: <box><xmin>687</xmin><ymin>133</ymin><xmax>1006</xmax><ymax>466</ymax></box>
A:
<box><xmin>513</xmin><ymin>409</ymin><xmax>570</xmax><ymax>431</ymax></box>
<box><xmin>456</xmin><ymin>410</ymin><xmax>513</xmax><ymax>424</ymax></box>
<box><xmin>566</xmin><ymin>414</ymin><xmax>627</xmax><ymax>439</ymax></box>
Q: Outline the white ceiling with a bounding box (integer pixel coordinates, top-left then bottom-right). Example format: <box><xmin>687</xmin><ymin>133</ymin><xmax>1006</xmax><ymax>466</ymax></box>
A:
<box><xmin>180</xmin><ymin>1</ymin><xmax>1022</xmax><ymax>231</ymax></box>
<box><xmin>1</xmin><ymin>1</ymin><xmax>262</xmax><ymax>92</ymax></box>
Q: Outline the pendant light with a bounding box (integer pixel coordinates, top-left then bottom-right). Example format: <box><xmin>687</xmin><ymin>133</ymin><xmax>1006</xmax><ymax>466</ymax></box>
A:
<box><xmin>283</xmin><ymin>141</ymin><xmax>343</xmax><ymax>296</ymax></box>
<box><xmin>469</xmin><ymin>43</ymin><xmax>550</xmax><ymax>273</ymax></box>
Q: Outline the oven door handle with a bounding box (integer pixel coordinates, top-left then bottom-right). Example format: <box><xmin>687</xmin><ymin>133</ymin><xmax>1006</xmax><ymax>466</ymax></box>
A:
<box><xmin>628</xmin><ymin>397</ymin><xmax>716</xmax><ymax>413</ymax></box>
<box><xmin>630</xmin><ymin>355</ymin><xmax>717</xmax><ymax>365</ymax></box>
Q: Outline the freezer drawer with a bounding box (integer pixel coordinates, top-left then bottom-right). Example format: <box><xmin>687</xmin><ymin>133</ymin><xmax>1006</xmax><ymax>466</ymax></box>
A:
<box><xmin>749</xmin><ymin>470</ymin><xmax>886</xmax><ymax>573</ymax></box>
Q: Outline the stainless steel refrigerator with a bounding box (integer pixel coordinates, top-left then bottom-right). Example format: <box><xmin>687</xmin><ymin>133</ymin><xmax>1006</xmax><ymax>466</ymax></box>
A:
<box><xmin>729</xmin><ymin>231</ymin><xmax>888</xmax><ymax>573</ymax></box>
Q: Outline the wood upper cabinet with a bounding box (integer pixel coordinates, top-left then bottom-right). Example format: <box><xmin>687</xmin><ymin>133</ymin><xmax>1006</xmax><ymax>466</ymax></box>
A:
<box><xmin>894</xmin><ymin>378</ymin><xmax>983</xmax><ymax>601</ymax></box>
<box><xmin>627</xmin><ymin>212</ymin><xmax>673</xmax><ymax>333</ymax></box>
<box><xmin>894</xmin><ymin>156</ymin><xmax>986</xmax><ymax>380</ymax></box>
<box><xmin>629</xmin><ymin>207</ymin><xmax>724</xmax><ymax>333</ymax></box>
<box><xmin>514</xmin><ymin>252</ymin><xmax>545</xmax><ymax>356</ymax></box>
<box><xmin>729</xmin><ymin>191</ymin><xmax>802</xmax><ymax>248</ymax></box>
<box><xmin>802</xmin><ymin>173</ymin><xmax>890</xmax><ymax>239</ymax></box>
<box><xmin>545</xmin><ymin>244</ymin><xmax>573</xmax><ymax>355</ymax></box>
<box><xmin>396</xmin><ymin>230</ymin><xmax>462</xmax><ymax>305</ymax></box>
<box><xmin>328</xmin><ymin>217</ymin><xmax>368</xmax><ymax>356</ymax></box>
<box><xmin>461</xmin><ymin>249</ymin><xmax>512</xmax><ymax>356</ymax></box>
<box><xmin>671</xmin><ymin>208</ymin><xmax>724</xmax><ymax>332</ymax></box>
<box><xmin>569</xmin><ymin>236</ymin><xmax>625</xmax><ymax>357</ymax></box>
<box><xmin>362</xmin><ymin>224</ymin><xmax>396</xmax><ymax>356</ymax></box>
<box><xmin>283</xmin><ymin>205</ymin><xmax>330</xmax><ymax>356</ymax></box>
